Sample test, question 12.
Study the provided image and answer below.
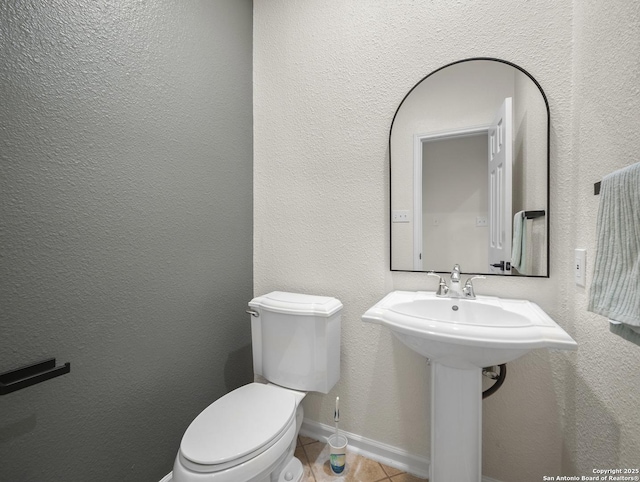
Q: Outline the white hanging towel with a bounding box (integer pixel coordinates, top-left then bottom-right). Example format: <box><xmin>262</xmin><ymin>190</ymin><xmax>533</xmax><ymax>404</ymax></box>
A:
<box><xmin>588</xmin><ymin>162</ymin><xmax>640</xmax><ymax>343</ymax></box>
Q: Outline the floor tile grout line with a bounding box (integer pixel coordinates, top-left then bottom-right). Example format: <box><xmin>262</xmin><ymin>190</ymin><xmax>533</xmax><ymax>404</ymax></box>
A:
<box><xmin>301</xmin><ymin>443</ymin><xmax>316</xmax><ymax>481</ymax></box>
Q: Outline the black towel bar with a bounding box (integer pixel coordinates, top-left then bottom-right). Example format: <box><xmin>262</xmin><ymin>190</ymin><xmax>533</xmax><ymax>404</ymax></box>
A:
<box><xmin>0</xmin><ymin>358</ymin><xmax>70</xmax><ymax>395</ymax></box>
<box><xmin>523</xmin><ymin>210</ymin><xmax>545</xmax><ymax>219</ymax></box>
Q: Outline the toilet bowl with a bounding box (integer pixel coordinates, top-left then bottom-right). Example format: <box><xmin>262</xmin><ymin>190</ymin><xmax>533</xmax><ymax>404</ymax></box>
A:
<box><xmin>162</xmin><ymin>292</ymin><xmax>343</xmax><ymax>482</ymax></box>
<box><xmin>168</xmin><ymin>383</ymin><xmax>306</xmax><ymax>482</ymax></box>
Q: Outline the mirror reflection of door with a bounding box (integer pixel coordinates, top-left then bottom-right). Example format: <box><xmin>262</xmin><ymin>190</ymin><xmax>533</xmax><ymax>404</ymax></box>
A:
<box><xmin>488</xmin><ymin>97</ymin><xmax>513</xmax><ymax>274</ymax></box>
<box><xmin>416</xmin><ymin>98</ymin><xmax>513</xmax><ymax>274</ymax></box>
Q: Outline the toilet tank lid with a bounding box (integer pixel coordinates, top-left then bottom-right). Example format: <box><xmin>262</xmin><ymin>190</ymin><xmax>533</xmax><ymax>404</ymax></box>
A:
<box><xmin>249</xmin><ymin>291</ymin><xmax>343</xmax><ymax>317</ymax></box>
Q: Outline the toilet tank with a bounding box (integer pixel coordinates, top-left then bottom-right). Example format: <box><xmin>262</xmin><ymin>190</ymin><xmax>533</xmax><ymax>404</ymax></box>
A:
<box><xmin>248</xmin><ymin>291</ymin><xmax>342</xmax><ymax>394</ymax></box>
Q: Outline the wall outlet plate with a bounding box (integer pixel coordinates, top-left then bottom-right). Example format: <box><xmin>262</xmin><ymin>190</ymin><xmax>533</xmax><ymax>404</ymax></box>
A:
<box><xmin>575</xmin><ymin>248</ymin><xmax>586</xmax><ymax>287</ymax></box>
<box><xmin>392</xmin><ymin>210</ymin><xmax>410</xmax><ymax>223</ymax></box>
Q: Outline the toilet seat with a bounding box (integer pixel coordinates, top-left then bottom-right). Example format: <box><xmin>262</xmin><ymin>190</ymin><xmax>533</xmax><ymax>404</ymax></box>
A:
<box><xmin>178</xmin><ymin>383</ymin><xmax>297</xmax><ymax>473</ymax></box>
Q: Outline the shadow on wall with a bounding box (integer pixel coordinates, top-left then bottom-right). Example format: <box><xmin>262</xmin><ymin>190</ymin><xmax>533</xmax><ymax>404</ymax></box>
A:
<box><xmin>224</xmin><ymin>343</ymin><xmax>254</xmax><ymax>392</ymax></box>
<box><xmin>561</xmin><ymin>365</ymin><xmax>620</xmax><ymax>475</ymax></box>
<box><xmin>360</xmin><ymin>330</ymin><xmax>431</xmax><ymax>456</ymax></box>
<box><xmin>481</xmin><ymin>351</ymin><xmax>566</xmax><ymax>479</ymax></box>
<box><xmin>0</xmin><ymin>413</ymin><xmax>37</xmax><ymax>444</ymax></box>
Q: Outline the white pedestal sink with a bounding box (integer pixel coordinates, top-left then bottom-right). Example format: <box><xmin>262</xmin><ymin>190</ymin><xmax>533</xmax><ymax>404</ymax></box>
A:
<box><xmin>362</xmin><ymin>291</ymin><xmax>577</xmax><ymax>482</ymax></box>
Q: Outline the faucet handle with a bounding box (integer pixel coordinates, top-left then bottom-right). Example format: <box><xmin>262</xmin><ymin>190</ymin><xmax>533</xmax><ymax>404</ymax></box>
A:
<box><xmin>427</xmin><ymin>272</ymin><xmax>449</xmax><ymax>297</ymax></box>
<box><xmin>463</xmin><ymin>275</ymin><xmax>486</xmax><ymax>299</ymax></box>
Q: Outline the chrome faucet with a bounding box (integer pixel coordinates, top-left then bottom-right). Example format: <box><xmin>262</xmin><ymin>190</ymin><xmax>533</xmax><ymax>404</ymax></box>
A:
<box><xmin>448</xmin><ymin>264</ymin><xmax>463</xmax><ymax>298</ymax></box>
<box><xmin>426</xmin><ymin>272</ymin><xmax>449</xmax><ymax>297</ymax></box>
<box><xmin>463</xmin><ymin>275</ymin><xmax>485</xmax><ymax>299</ymax></box>
<box><xmin>428</xmin><ymin>265</ymin><xmax>485</xmax><ymax>299</ymax></box>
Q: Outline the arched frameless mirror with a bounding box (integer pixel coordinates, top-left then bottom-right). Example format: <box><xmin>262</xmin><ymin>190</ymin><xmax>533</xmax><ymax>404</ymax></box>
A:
<box><xmin>390</xmin><ymin>58</ymin><xmax>549</xmax><ymax>277</ymax></box>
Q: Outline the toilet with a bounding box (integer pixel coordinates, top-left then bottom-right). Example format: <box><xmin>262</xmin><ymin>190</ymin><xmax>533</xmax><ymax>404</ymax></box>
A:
<box><xmin>162</xmin><ymin>291</ymin><xmax>343</xmax><ymax>482</ymax></box>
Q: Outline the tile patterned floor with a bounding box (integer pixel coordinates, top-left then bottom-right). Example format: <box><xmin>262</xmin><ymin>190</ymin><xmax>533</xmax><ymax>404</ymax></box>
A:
<box><xmin>295</xmin><ymin>435</ymin><xmax>428</xmax><ymax>482</ymax></box>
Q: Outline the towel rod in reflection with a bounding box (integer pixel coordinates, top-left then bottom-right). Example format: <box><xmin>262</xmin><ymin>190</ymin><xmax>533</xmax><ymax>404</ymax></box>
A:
<box><xmin>523</xmin><ymin>210</ymin><xmax>545</xmax><ymax>219</ymax></box>
<box><xmin>0</xmin><ymin>358</ymin><xmax>70</xmax><ymax>395</ymax></box>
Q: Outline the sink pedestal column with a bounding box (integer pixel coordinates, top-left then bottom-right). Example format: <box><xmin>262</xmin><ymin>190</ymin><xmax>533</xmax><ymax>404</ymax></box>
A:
<box><xmin>430</xmin><ymin>362</ymin><xmax>482</xmax><ymax>482</ymax></box>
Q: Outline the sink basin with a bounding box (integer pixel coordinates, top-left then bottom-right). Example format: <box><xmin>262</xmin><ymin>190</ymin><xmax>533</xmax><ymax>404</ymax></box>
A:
<box><xmin>362</xmin><ymin>290</ymin><xmax>577</xmax><ymax>369</ymax></box>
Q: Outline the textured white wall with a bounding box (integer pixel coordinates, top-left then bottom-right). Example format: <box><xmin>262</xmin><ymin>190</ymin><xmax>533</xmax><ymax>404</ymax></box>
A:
<box><xmin>0</xmin><ymin>1</ymin><xmax>253</xmax><ymax>481</ymax></box>
<box><xmin>563</xmin><ymin>0</ymin><xmax>640</xmax><ymax>474</ymax></box>
<box><xmin>255</xmin><ymin>0</ymin><xmax>639</xmax><ymax>480</ymax></box>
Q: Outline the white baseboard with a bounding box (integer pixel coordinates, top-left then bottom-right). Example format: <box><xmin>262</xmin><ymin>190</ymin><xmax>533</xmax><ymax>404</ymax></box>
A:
<box><xmin>300</xmin><ymin>418</ymin><xmax>504</xmax><ymax>482</ymax></box>
<box><xmin>300</xmin><ymin>419</ymin><xmax>430</xmax><ymax>479</ymax></box>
